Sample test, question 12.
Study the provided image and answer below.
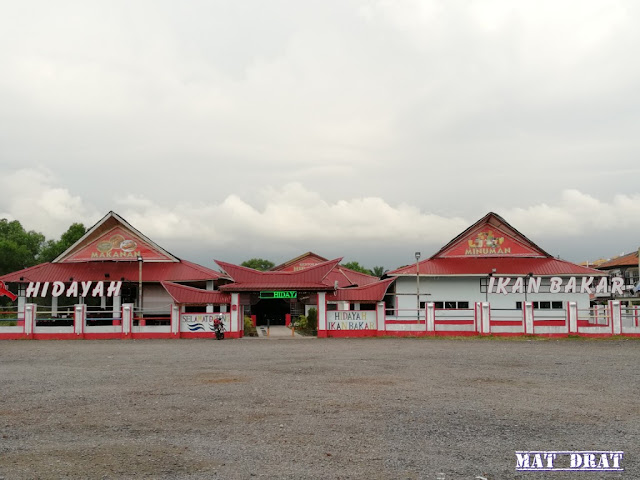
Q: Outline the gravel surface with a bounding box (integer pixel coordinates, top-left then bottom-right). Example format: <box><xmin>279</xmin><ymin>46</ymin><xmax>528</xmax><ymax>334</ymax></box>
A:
<box><xmin>0</xmin><ymin>337</ymin><xmax>638</xmax><ymax>479</ymax></box>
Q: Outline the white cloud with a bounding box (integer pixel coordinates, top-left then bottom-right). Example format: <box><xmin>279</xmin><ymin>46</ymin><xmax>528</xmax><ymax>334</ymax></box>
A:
<box><xmin>0</xmin><ymin>168</ymin><xmax>100</xmax><ymax>238</ymax></box>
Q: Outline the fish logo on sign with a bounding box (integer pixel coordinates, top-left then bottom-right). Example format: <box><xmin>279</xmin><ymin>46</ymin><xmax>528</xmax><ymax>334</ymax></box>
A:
<box><xmin>0</xmin><ymin>281</ymin><xmax>17</xmax><ymax>301</ymax></box>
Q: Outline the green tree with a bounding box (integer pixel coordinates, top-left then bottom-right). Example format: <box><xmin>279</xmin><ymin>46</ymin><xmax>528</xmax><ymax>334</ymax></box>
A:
<box><xmin>371</xmin><ymin>266</ymin><xmax>385</xmax><ymax>278</ymax></box>
<box><xmin>341</xmin><ymin>261</ymin><xmax>374</xmax><ymax>276</ymax></box>
<box><xmin>38</xmin><ymin>223</ymin><xmax>86</xmax><ymax>262</ymax></box>
<box><xmin>241</xmin><ymin>258</ymin><xmax>275</xmax><ymax>271</ymax></box>
<box><xmin>0</xmin><ymin>219</ymin><xmax>45</xmax><ymax>275</ymax></box>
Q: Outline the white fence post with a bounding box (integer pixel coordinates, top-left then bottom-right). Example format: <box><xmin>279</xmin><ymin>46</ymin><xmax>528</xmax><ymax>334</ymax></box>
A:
<box><xmin>481</xmin><ymin>302</ymin><xmax>491</xmax><ymax>335</ymax></box>
<box><xmin>24</xmin><ymin>303</ymin><xmax>35</xmax><ymax>337</ymax></box>
<box><xmin>568</xmin><ymin>301</ymin><xmax>578</xmax><ymax>334</ymax></box>
<box><xmin>317</xmin><ymin>292</ymin><xmax>327</xmax><ymax>337</ymax></box>
<box><xmin>426</xmin><ymin>302</ymin><xmax>435</xmax><ymax>334</ymax></box>
<box><xmin>610</xmin><ymin>300</ymin><xmax>621</xmax><ymax>335</ymax></box>
<box><xmin>74</xmin><ymin>303</ymin><xmax>85</xmax><ymax>337</ymax></box>
<box><xmin>524</xmin><ymin>301</ymin><xmax>534</xmax><ymax>334</ymax></box>
<box><xmin>230</xmin><ymin>293</ymin><xmax>240</xmax><ymax>335</ymax></box>
<box><xmin>474</xmin><ymin>302</ymin><xmax>482</xmax><ymax>334</ymax></box>
<box><xmin>376</xmin><ymin>301</ymin><xmax>385</xmax><ymax>335</ymax></box>
<box><xmin>171</xmin><ymin>304</ymin><xmax>180</xmax><ymax>337</ymax></box>
<box><xmin>122</xmin><ymin>303</ymin><xmax>133</xmax><ymax>336</ymax></box>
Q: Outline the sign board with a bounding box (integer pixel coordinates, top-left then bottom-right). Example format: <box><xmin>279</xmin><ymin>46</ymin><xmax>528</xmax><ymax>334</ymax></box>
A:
<box><xmin>180</xmin><ymin>313</ymin><xmax>230</xmax><ymax>333</ymax></box>
<box><xmin>327</xmin><ymin>311</ymin><xmax>376</xmax><ymax>330</ymax></box>
<box><xmin>259</xmin><ymin>291</ymin><xmax>297</xmax><ymax>299</ymax></box>
<box><xmin>63</xmin><ymin>227</ymin><xmax>174</xmax><ymax>262</ymax></box>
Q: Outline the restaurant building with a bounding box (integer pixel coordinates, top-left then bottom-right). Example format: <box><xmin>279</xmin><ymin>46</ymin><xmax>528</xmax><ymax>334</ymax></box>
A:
<box><xmin>1</xmin><ymin>211</ymin><xmax>639</xmax><ymax>339</ymax></box>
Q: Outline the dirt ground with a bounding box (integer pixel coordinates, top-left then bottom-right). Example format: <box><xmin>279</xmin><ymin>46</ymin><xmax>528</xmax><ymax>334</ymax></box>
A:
<box><xmin>0</xmin><ymin>336</ymin><xmax>638</xmax><ymax>479</ymax></box>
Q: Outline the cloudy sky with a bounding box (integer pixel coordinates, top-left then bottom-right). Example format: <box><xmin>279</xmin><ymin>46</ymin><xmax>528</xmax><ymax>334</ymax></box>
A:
<box><xmin>1</xmin><ymin>0</ymin><xmax>639</xmax><ymax>271</ymax></box>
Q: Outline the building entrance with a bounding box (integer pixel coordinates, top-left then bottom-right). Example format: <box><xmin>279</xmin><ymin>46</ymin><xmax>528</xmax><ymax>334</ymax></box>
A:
<box><xmin>254</xmin><ymin>299</ymin><xmax>290</xmax><ymax>326</ymax></box>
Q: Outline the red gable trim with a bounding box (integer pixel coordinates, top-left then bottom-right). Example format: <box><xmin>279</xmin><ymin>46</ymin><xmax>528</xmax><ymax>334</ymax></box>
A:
<box><xmin>161</xmin><ymin>282</ymin><xmax>230</xmax><ymax>305</ymax></box>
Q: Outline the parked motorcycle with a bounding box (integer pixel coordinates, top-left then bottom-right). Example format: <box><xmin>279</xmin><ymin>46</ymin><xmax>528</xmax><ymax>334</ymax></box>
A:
<box><xmin>213</xmin><ymin>316</ymin><xmax>225</xmax><ymax>340</ymax></box>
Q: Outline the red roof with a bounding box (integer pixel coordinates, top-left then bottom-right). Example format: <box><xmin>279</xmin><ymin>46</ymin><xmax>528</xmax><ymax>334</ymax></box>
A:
<box><xmin>330</xmin><ymin>278</ymin><xmax>395</xmax><ymax>302</ymax></box>
<box><xmin>322</xmin><ymin>266</ymin><xmax>379</xmax><ymax>289</ymax></box>
<box><xmin>389</xmin><ymin>257</ymin><xmax>606</xmax><ymax>276</ymax></box>
<box><xmin>0</xmin><ymin>259</ymin><xmax>222</xmax><ymax>284</ymax></box>
<box><xmin>388</xmin><ymin>212</ymin><xmax>606</xmax><ymax>277</ymax></box>
<box><xmin>161</xmin><ymin>281</ymin><xmax>230</xmax><ymax>304</ymax></box>
<box><xmin>597</xmin><ymin>252</ymin><xmax>639</xmax><ymax>269</ymax></box>
<box><xmin>216</xmin><ymin>258</ymin><xmax>341</xmax><ymax>291</ymax></box>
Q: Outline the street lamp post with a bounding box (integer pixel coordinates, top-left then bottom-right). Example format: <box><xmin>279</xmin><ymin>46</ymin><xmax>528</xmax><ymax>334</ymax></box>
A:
<box><xmin>137</xmin><ymin>255</ymin><xmax>143</xmax><ymax>317</ymax></box>
<box><xmin>415</xmin><ymin>252</ymin><xmax>421</xmax><ymax>321</ymax></box>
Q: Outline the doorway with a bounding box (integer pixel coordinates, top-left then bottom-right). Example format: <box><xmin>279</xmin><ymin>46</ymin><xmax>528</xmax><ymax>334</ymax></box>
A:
<box><xmin>254</xmin><ymin>299</ymin><xmax>290</xmax><ymax>326</ymax></box>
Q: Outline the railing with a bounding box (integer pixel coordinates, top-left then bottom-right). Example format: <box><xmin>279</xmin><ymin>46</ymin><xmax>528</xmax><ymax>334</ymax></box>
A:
<box><xmin>621</xmin><ymin>306</ymin><xmax>640</xmax><ymax>328</ymax></box>
<box><xmin>578</xmin><ymin>306</ymin><xmax>610</xmax><ymax>326</ymax></box>
<box><xmin>385</xmin><ymin>308</ymin><xmax>424</xmax><ymax>323</ymax></box>
<box><xmin>0</xmin><ymin>306</ymin><xmax>19</xmax><ymax>325</ymax></box>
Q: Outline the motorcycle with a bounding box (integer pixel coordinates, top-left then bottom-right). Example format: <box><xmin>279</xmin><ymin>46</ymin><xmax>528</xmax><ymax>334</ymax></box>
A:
<box><xmin>213</xmin><ymin>316</ymin><xmax>225</xmax><ymax>340</ymax></box>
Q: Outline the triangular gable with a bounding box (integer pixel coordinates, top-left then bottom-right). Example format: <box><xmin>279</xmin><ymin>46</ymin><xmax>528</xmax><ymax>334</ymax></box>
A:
<box><xmin>55</xmin><ymin>211</ymin><xmax>179</xmax><ymax>263</ymax></box>
<box><xmin>433</xmin><ymin>212</ymin><xmax>549</xmax><ymax>259</ymax></box>
<box><xmin>270</xmin><ymin>252</ymin><xmax>328</xmax><ymax>272</ymax></box>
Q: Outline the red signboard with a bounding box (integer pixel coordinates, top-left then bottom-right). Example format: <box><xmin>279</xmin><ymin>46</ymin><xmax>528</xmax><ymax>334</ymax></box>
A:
<box><xmin>440</xmin><ymin>228</ymin><xmax>543</xmax><ymax>258</ymax></box>
<box><xmin>62</xmin><ymin>227</ymin><xmax>173</xmax><ymax>262</ymax></box>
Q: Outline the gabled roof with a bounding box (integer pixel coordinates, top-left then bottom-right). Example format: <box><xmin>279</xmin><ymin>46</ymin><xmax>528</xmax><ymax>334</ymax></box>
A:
<box><xmin>270</xmin><ymin>251</ymin><xmax>379</xmax><ymax>288</ymax></box>
<box><xmin>55</xmin><ymin>211</ymin><xmax>179</xmax><ymax>263</ymax></box>
<box><xmin>330</xmin><ymin>278</ymin><xmax>395</xmax><ymax>302</ymax></box>
<box><xmin>388</xmin><ymin>212</ymin><xmax>604</xmax><ymax>277</ymax></box>
<box><xmin>0</xmin><ymin>259</ymin><xmax>222</xmax><ymax>283</ymax></box>
<box><xmin>216</xmin><ymin>258</ymin><xmax>342</xmax><ymax>291</ymax></box>
<box><xmin>597</xmin><ymin>251</ymin><xmax>639</xmax><ymax>269</ymax></box>
<box><xmin>270</xmin><ymin>252</ymin><xmax>328</xmax><ymax>272</ymax></box>
<box><xmin>161</xmin><ymin>281</ymin><xmax>230</xmax><ymax>304</ymax></box>
<box><xmin>432</xmin><ymin>212</ymin><xmax>550</xmax><ymax>259</ymax></box>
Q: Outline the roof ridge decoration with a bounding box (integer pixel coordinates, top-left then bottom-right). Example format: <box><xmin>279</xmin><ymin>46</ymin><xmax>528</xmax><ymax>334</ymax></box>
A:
<box><xmin>432</xmin><ymin>212</ymin><xmax>550</xmax><ymax>259</ymax></box>
<box><xmin>54</xmin><ymin>211</ymin><xmax>180</xmax><ymax>263</ymax></box>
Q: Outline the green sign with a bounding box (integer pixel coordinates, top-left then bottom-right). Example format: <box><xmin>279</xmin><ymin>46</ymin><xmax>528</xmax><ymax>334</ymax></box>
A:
<box><xmin>259</xmin><ymin>291</ymin><xmax>297</xmax><ymax>299</ymax></box>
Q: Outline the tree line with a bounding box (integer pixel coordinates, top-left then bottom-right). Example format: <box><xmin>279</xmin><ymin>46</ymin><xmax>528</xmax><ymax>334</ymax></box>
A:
<box><xmin>0</xmin><ymin>219</ymin><xmax>86</xmax><ymax>276</ymax></box>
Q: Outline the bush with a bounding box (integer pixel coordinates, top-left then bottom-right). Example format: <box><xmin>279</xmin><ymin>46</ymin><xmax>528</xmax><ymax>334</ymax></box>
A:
<box><xmin>293</xmin><ymin>315</ymin><xmax>308</xmax><ymax>330</ymax></box>
<box><xmin>307</xmin><ymin>308</ymin><xmax>317</xmax><ymax>331</ymax></box>
<box><xmin>244</xmin><ymin>316</ymin><xmax>258</xmax><ymax>337</ymax></box>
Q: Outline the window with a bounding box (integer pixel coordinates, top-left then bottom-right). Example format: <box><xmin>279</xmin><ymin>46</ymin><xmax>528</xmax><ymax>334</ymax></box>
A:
<box><xmin>516</xmin><ymin>301</ymin><xmax>522</xmax><ymax>310</ymax></box>
<box><xmin>540</xmin><ymin>301</ymin><xmax>551</xmax><ymax>309</ymax></box>
<box><xmin>434</xmin><ymin>301</ymin><xmax>469</xmax><ymax>309</ymax></box>
<box><xmin>552</xmin><ymin>301</ymin><xmax>563</xmax><ymax>309</ymax></box>
<box><xmin>419</xmin><ymin>301</ymin><xmax>426</xmax><ymax>309</ymax></box>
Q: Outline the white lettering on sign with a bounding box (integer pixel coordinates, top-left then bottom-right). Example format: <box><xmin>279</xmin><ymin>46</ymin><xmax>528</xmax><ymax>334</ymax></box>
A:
<box><xmin>24</xmin><ymin>281</ymin><xmax>122</xmax><ymax>298</ymax></box>
<box><xmin>488</xmin><ymin>277</ymin><xmax>617</xmax><ymax>295</ymax></box>
<box><xmin>516</xmin><ymin>450</ymin><xmax>623</xmax><ymax>472</ymax></box>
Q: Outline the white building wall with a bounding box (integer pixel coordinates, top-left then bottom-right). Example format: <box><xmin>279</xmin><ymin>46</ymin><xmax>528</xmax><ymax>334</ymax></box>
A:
<box><xmin>392</xmin><ymin>276</ymin><xmax>592</xmax><ymax>314</ymax></box>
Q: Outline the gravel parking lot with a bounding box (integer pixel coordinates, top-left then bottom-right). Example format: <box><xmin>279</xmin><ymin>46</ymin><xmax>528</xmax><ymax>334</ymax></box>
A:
<box><xmin>0</xmin><ymin>336</ymin><xmax>638</xmax><ymax>479</ymax></box>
